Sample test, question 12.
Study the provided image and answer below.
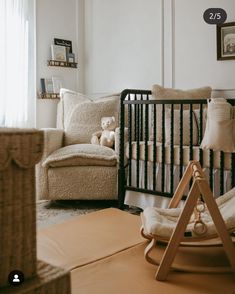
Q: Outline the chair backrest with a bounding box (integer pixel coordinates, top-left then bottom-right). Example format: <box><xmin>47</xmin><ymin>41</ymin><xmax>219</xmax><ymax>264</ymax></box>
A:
<box><xmin>57</xmin><ymin>89</ymin><xmax>121</xmax><ymax>146</ymax></box>
<box><xmin>57</xmin><ymin>89</ymin><xmax>92</xmax><ymax>130</ymax></box>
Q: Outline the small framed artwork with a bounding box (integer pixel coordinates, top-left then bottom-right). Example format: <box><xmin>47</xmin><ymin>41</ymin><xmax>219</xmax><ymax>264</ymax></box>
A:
<box><xmin>54</xmin><ymin>38</ymin><xmax>72</xmax><ymax>54</ymax></box>
<box><xmin>51</xmin><ymin>45</ymin><xmax>67</xmax><ymax>62</ymax></box>
<box><xmin>52</xmin><ymin>76</ymin><xmax>63</xmax><ymax>94</ymax></box>
<box><xmin>67</xmin><ymin>53</ymin><xmax>75</xmax><ymax>63</ymax></box>
<box><xmin>45</xmin><ymin>78</ymin><xmax>54</xmax><ymax>93</ymax></box>
<box><xmin>217</xmin><ymin>22</ymin><xmax>235</xmax><ymax>60</ymax></box>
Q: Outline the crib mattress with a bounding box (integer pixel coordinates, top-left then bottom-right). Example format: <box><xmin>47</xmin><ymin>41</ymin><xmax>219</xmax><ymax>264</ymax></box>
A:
<box><xmin>126</xmin><ymin>141</ymin><xmax>232</xmax><ymax>170</ymax></box>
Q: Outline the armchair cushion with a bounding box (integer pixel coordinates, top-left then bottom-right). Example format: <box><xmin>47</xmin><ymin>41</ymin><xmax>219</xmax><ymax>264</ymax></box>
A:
<box><xmin>42</xmin><ymin>144</ymin><xmax>117</xmax><ymax>168</ymax></box>
<box><xmin>57</xmin><ymin>89</ymin><xmax>91</xmax><ymax>129</ymax></box>
<box><xmin>65</xmin><ymin>97</ymin><xmax>119</xmax><ymax>145</ymax></box>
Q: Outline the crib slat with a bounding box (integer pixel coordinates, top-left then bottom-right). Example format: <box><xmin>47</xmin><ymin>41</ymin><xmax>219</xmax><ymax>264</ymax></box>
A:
<box><xmin>189</xmin><ymin>104</ymin><xmax>193</xmax><ymax>188</ymax></box>
<box><xmin>161</xmin><ymin>104</ymin><xmax>165</xmax><ymax>193</ymax></box>
<box><xmin>153</xmin><ymin>104</ymin><xmax>157</xmax><ymax>191</ymax></box>
<box><xmin>140</xmin><ymin>94</ymin><xmax>144</xmax><ymax>141</ymax></box>
<box><xmin>134</xmin><ymin>97</ymin><xmax>137</xmax><ymax>141</ymax></box>
<box><xmin>128</xmin><ymin>96</ymin><xmax>132</xmax><ymax>187</ymax></box>
<box><xmin>209</xmin><ymin>150</ymin><xmax>214</xmax><ymax>191</ymax></box>
<box><xmin>144</xmin><ymin>102</ymin><xmax>149</xmax><ymax>190</ymax></box>
<box><xmin>189</xmin><ymin>104</ymin><xmax>193</xmax><ymax>160</ymax></box>
<box><xmin>199</xmin><ymin>103</ymin><xmax>204</xmax><ymax>166</ymax></box>
<box><xmin>136</xmin><ymin>102</ymin><xmax>140</xmax><ymax>188</ymax></box>
<box><xmin>220</xmin><ymin>151</ymin><xmax>224</xmax><ymax>195</ymax></box>
<box><xmin>179</xmin><ymin>104</ymin><xmax>184</xmax><ymax>179</ymax></box>
<box><xmin>170</xmin><ymin>104</ymin><xmax>174</xmax><ymax>195</ymax></box>
<box><xmin>232</xmin><ymin>153</ymin><xmax>235</xmax><ymax>188</ymax></box>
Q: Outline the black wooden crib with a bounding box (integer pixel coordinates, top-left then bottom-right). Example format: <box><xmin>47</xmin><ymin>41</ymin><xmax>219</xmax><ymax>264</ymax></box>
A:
<box><xmin>118</xmin><ymin>89</ymin><xmax>235</xmax><ymax>209</ymax></box>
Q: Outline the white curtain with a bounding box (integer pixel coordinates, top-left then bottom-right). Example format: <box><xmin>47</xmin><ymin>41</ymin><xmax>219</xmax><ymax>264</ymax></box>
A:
<box><xmin>0</xmin><ymin>0</ymin><xmax>36</xmax><ymax>127</ymax></box>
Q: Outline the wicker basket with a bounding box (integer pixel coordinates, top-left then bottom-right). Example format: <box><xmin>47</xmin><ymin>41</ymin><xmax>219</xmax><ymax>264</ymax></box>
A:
<box><xmin>0</xmin><ymin>261</ymin><xmax>71</xmax><ymax>294</ymax></box>
<box><xmin>0</xmin><ymin>129</ymin><xmax>44</xmax><ymax>287</ymax></box>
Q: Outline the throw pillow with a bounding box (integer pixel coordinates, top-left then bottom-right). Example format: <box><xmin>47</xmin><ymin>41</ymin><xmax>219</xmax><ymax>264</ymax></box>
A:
<box><xmin>151</xmin><ymin>85</ymin><xmax>212</xmax><ymax>143</ymax></box>
<box><xmin>152</xmin><ymin>85</ymin><xmax>212</xmax><ymax>101</ymax></box>
<box><xmin>57</xmin><ymin>89</ymin><xmax>91</xmax><ymax>129</ymax></box>
<box><xmin>200</xmin><ymin>99</ymin><xmax>235</xmax><ymax>152</ymax></box>
<box><xmin>64</xmin><ymin>97</ymin><xmax>119</xmax><ymax>145</ymax></box>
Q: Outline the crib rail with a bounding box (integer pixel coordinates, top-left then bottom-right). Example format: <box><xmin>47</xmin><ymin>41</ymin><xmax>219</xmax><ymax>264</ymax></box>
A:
<box><xmin>118</xmin><ymin>89</ymin><xmax>235</xmax><ymax>209</ymax></box>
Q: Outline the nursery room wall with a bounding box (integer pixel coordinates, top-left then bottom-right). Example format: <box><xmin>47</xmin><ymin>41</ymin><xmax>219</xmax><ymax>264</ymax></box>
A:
<box><xmin>84</xmin><ymin>0</ymin><xmax>163</xmax><ymax>95</ymax></box>
<box><xmin>36</xmin><ymin>0</ymin><xmax>235</xmax><ymax>128</ymax></box>
<box><xmin>172</xmin><ymin>0</ymin><xmax>235</xmax><ymax>98</ymax></box>
<box><xmin>36</xmin><ymin>0</ymin><xmax>84</xmax><ymax>128</ymax></box>
<box><xmin>85</xmin><ymin>0</ymin><xmax>235</xmax><ymax>98</ymax></box>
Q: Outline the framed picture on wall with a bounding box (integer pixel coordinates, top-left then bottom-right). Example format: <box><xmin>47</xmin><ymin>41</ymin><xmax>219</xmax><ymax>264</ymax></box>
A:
<box><xmin>54</xmin><ymin>38</ymin><xmax>72</xmax><ymax>54</ymax></box>
<box><xmin>217</xmin><ymin>22</ymin><xmax>235</xmax><ymax>60</ymax></box>
<box><xmin>51</xmin><ymin>45</ymin><xmax>67</xmax><ymax>62</ymax></box>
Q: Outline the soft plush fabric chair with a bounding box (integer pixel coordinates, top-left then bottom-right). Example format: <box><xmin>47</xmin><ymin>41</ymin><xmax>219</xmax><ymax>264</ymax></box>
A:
<box><xmin>36</xmin><ymin>89</ymin><xmax>121</xmax><ymax>201</ymax></box>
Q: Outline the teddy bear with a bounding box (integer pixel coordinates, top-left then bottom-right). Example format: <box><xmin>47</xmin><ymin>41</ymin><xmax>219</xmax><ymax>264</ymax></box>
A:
<box><xmin>91</xmin><ymin>116</ymin><xmax>117</xmax><ymax>148</ymax></box>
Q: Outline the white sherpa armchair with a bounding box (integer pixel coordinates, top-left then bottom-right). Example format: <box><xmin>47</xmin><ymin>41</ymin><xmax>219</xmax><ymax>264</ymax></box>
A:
<box><xmin>36</xmin><ymin>89</ymin><xmax>122</xmax><ymax>201</ymax></box>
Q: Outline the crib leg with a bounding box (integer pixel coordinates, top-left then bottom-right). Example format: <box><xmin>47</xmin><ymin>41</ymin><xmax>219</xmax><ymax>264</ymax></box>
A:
<box><xmin>118</xmin><ymin>168</ymin><xmax>125</xmax><ymax>209</ymax></box>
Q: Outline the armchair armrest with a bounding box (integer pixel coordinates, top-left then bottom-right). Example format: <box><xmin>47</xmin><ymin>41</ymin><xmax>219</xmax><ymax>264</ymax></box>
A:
<box><xmin>36</xmin><ymin>128</ymin><xmax>64</xmax><ymax>200</ymax></box>
<box><xmin>41</xmin><ymin>128</ymin><xmax>64</xmax><ymax>160</ymax></box>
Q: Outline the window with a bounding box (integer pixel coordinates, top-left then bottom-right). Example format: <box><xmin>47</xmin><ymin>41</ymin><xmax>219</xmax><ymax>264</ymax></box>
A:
<box><xmin>0</xmin><ymin>0</ymin><xmax>36</xmax><ymax>127</ymax></box>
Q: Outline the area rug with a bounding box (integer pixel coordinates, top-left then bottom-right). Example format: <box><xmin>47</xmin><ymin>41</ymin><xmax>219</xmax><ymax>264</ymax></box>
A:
<box><xmin>37</xmin><ymin>200</ymin><xmax>141</xmax><ymax>229</ymax></box>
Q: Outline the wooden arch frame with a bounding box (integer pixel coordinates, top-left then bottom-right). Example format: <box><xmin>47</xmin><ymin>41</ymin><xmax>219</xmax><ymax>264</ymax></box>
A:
<box><xmin>142</xmin><ymin>161</ymin><xmax>235</xmax><ymax>281</ymax></box>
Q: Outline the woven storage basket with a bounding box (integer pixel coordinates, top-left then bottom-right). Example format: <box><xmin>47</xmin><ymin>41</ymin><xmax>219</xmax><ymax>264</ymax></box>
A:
<box><xmin>0</xmin><ymin>261</ymin><xmax>71</xmax><ymax>294</ymax></box>
<box><xmin>0</xmin><ymin>129</ymin><xmax>44</xmax><ymax>287</ymax></box>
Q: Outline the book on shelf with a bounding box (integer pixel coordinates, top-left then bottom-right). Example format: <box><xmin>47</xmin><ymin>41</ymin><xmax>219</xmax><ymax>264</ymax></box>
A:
<box><xmin>40</xmin><ymin>78</ymin><xmax>46</xmax><ymax>93</ymax></box>
<box><xmin>45</xmin><ymin>78</ymin><xmax>54</xmax><ymax>93</ymax></box>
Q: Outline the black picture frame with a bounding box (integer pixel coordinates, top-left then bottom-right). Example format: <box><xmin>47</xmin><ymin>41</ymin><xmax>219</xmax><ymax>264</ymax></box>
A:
<box><xmin>217</xmin><ymin>22</ymin><xmax>235</xmax><ymax>60</ymax></box>
<box><xmin>54</xmin><ymin>38</ymin><xmax>72</xmax><ymax>54</ymax></box>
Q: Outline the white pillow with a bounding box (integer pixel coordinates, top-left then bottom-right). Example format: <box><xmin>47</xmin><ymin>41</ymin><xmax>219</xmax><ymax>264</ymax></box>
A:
<box><xmin>152</xmin><ymin>85</ymin><xmax>212</xmax><ymax>101</ymax></box>
<box><xmin>64</xmin><ymin>97</ymin><xmax>119</xmax><ymax>145</ymax></box>
<box><xmin>200</xmin><ymin>99</ymin><xmax>235</xmax><ymax>152</ymax></box>
<box><xmin>57</xmin><ymin>89</ymin><xmax>91</xmax><ymax>129</ymax></box>
<box><xmin>151</xmin><ymin>85</ymin><xmax>212</xmax><ymax>143</ymax></box>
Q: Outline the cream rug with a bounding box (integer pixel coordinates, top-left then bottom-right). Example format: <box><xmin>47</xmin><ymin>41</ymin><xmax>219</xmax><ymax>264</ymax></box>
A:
<box><xmin>37</xmin><ymin>200</ymin><xmax>141</xmax><ymax>229</ymax></box>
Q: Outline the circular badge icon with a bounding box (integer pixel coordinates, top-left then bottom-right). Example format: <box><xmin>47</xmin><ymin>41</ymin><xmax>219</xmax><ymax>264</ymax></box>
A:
<box><xmin>203</xmin><ymin>8</ymin><xmax>227</xmax><ymax>25</ymax></box>
<box><xmin>8</xmin><ymin>270</ymin><xmax>24</xmax><ymax>286</ymax></box>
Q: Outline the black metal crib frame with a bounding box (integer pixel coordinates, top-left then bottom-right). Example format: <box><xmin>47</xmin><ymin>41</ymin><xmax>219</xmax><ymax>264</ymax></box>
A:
<box><xmin>118</xmin><ymin>89</ymin><xmax>235</xmax><ymax>209</ymax></box>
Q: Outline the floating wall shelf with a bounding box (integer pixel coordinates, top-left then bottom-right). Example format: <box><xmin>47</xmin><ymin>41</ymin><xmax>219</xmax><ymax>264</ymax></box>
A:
<box><xmin>38</xmin><ymin>92</ymin><xmax>60</xmax><ymax>100</ymax></box>
<box><xmin>47</xmin><ymin>60</ymin><xmax>78</xmax><ymax>68</ymax></box>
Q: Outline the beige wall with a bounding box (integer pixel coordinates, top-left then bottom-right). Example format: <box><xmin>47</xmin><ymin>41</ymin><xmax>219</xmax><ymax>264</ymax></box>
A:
<box><xmin>172</xmin><ymin>0</ymin><xmax>235</xmax><ymax>98</ymax></box>
<box><xmin>84</xmin><ymin>0</ymin><xmax>163</xmax><ymax>95</ymax></box>
<box><xmin>36</xmin><ymin>0</ymin><xmax>235</xmax><ymax>128</ymax></box>
<box><xmin>36</xmin><ymin>0</ymin><xmax>84</xmax><ymax>128</ymax></box>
